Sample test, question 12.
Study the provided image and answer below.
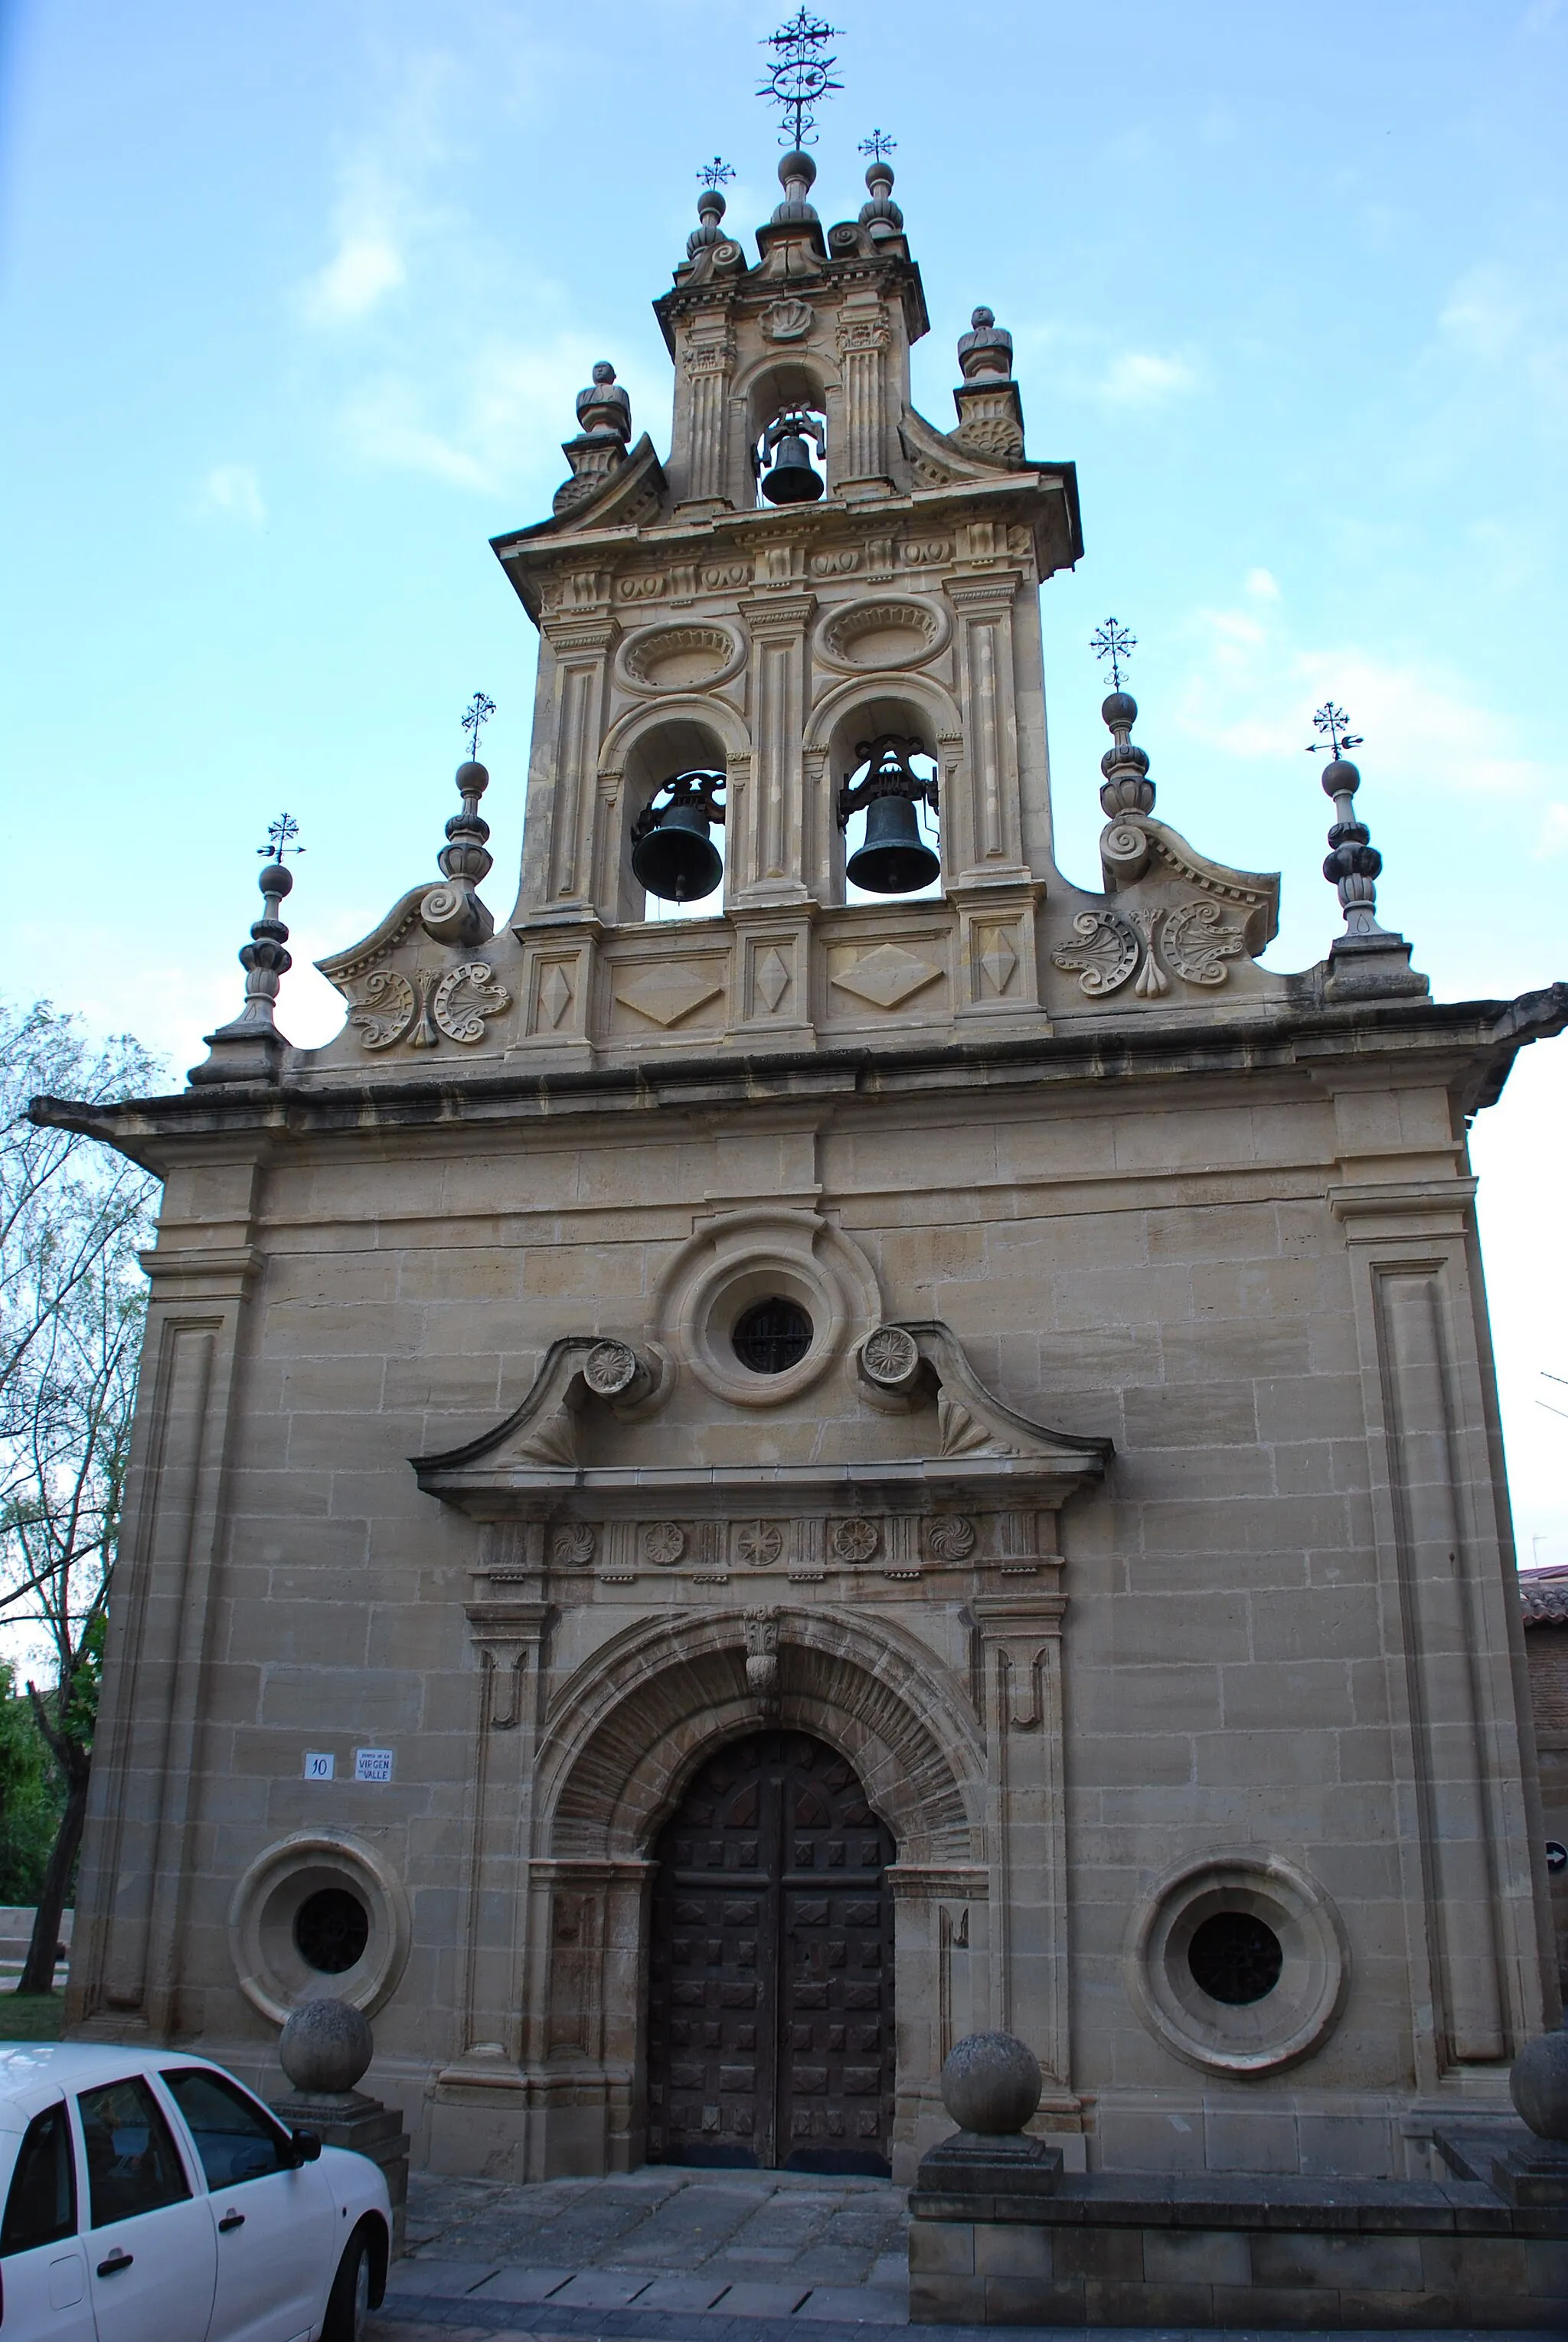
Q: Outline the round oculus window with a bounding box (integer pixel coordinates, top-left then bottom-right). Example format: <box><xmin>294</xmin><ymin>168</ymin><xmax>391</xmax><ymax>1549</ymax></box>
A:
<box><xmin>731</xmin><ymin>1298</ymin><xmax>813</xmax><ymax>1375</ymax></box>
<box><xmin>293</xmin><ymin>1886</ymin><xmax>370</xmax><ymax>1975</ymax></box>
<box><xmin>1187</xmin><ymin>1910</ymin><xmax>1283</xmax><ymax>2006</ymax></box>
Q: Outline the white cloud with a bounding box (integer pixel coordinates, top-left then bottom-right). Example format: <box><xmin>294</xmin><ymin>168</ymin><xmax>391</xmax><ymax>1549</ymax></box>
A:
<box><xmin>1099</xmin><ymin>351</ymin><xmax>1197</xmax><ymax>407</ymax></box>
<box><xmin>1244</xmin><ymin>567</ymin><xmax>1281</xmax><ymax>602</ymax></box>
<box><xmin>1537</xmin><ymin>803</ymin><xmax>1568</xmax><ymax>857</ymax></box>
<box><xmin>194</xmin><ymin>464</ymin><xmax>266</xmax><ymax>526</ymax></box>
<box><xmin>302</xmin><ymin>232</ymin><xmax>406</xmax><ymax>326</ymax></box>
<box><xmin>1174</xmin><ymin>591</ymin><xmax>1565</xmax><ymax>814</ymax></box>
<box><xmin>1439</xmin><ymin>266</ymin><xmax>1527</xmax><ymax>361</ymax></box>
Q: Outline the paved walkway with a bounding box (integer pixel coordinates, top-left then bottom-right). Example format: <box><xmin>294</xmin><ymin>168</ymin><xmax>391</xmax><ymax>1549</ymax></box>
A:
<box><xmin>371</xmin><ymin>2167</ymin><xmax>1559</xmax><ymax>2342</ymax></box>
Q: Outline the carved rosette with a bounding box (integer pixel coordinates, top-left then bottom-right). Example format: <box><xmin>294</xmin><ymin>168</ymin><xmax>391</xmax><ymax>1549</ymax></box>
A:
<box><xmin>583</xmin><ymin>1340</ymin><xmax>639</xmax><ymax>1397</ymax></box>
<box><xmin>926</xmin><ymin>1514</ymin><xmax>977</xmax><ymax>1562</ymax></box>
<box><xmin>642</xmin><ymin>1521</ymin><xmax>687</xmax><ymax>1568</ymax></box>
<box><xmin>736</xmin><ymin>1521</ymin><xmax>783</xmax><ymax>1569</ymax></box>
<box><xmin>551</xmin><ymin>1524</ymin><xmax>595</xmax><ymax>1569</ymax></box>
<box><xmin>830</xmin><ymin>1517</ymin><xmax>880</xmax><ymax>1564</ymax></box>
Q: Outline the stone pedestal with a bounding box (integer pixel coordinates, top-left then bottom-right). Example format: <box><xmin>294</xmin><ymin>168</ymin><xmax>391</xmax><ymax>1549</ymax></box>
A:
<box><xmin>272</xmin><ymin>2090</ymin><xmax>410</xmax><ymax>2254</ymax></box>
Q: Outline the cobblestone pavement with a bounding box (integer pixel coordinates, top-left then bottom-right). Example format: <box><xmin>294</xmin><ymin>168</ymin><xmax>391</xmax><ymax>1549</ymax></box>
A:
<box><xmin>370</xmin><ymin>2168</ymin><xmax>1559</xmax><ymax>2342</ymax></box>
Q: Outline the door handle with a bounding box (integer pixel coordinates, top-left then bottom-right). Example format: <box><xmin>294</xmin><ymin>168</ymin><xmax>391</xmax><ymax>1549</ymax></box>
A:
<box><xmin>218</xmin><ymin>2210</ymin><xmax>246</xmax><ymax>2232</ymax></box>
<box><xmin>96</xmin><ymin>2248</ymin><xmax>134</xmax><ymax>2276</ymax></box>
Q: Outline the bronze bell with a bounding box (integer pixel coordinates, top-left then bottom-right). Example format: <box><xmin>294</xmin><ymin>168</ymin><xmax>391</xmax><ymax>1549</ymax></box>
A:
<box><xmin>632</xmin><ymin>799</ymin><xmax>724</xmax><ymax>903</ymax></box>
<box><xmin>846</xmin><ymin>792</ymin><xmax>941</xmax><ymax>894</ymax></box>
<box><xmin>762</xmin><ymin>429</ymin><xmax>824</xmax><ymax>504</ymax></box>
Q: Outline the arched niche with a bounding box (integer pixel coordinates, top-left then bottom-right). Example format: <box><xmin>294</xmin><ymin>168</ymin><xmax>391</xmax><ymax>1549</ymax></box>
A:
<box><xmin>743</xmin><ymin>357</ymin><xmax>835</xmax><ymax>505</ymax></box>
<box><xmin>598</xmin><ymin>701</ymin><xmax>749</xmax><ymax>924</ymax></box>
<box><xmin>806</xmin><ymin>677</ymin><xmax>964</xmax><ymax>904</ymax></box>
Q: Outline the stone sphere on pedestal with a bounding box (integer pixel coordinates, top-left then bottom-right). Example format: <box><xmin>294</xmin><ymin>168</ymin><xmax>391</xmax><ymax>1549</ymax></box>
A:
<box><xmin>1511</xmin><ymin>2029</ymin><xmax>1568</xmax><ymax>2141</ymax></box>
<box><xmin>279</xmin><ymin>1996</ymin><xmax>374</xmax><ymax>2097</ymax></box>
<box><xmin>940</xmin><ymin>2030</ymin><xmax>1042</xmax><ymax>2137</ymax></box>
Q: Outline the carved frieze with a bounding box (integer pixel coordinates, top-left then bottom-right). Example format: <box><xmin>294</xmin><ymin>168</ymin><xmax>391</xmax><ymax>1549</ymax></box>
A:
<box><xmin>1050</xmin><ymin>899</ymin><xmax>1250</xmax><ymax>1000</ymax></box>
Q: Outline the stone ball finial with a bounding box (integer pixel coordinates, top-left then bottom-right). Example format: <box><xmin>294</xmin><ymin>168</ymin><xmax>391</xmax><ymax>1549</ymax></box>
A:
<box><xmin>257</xmin><ymin>859</ymin><xmax>294</xmax><ymax>906</ymax></box>
<box><xmin>779</xmin><ymin>149</ymin><xmax>818</xmax><ymax>189</ymax></box>
<box><xmin>279</xmin><ymin>1997</ymin><xmax>374</xmax><ymax>2097</ymax></box>
<box><xmin>1320</xmin><ymin>756</ymin><xmax>1361</xmax><ymax>799</ymax></box>
<box><xmin>1101</xmin><ymin>691</ymin><xmax>1138</xmax><ymax>731</ymax></box>
<box><xmin>455</xmin><ymin>759</ymin><xmax>489</xmax><ymax>796</ymax></box>
<box><xmin>972</xmin><ymin>305</ymin><xmax>995</xmax><ymax>328</ymax></box>
<box><xmin>1511</xmin><ymin>2030</ymin><xmax>1568</xmax><ymax>2141</ymax></box>
<box><xmin>940</xmin><ymin>2030</ymin><xmax>1042</xmax><ymax>2137</ymax></box>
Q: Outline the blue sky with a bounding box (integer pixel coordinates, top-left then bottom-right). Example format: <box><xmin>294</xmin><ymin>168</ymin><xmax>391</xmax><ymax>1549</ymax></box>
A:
<box><xmin>2</xmin><ymin>0</ymin><xmax>1565</xmax><ymax>1559</ymax></box>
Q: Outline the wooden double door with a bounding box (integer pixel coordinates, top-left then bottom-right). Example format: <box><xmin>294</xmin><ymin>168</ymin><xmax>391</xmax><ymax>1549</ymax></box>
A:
<box><xmin>645</xmin><ymin>1732</ymin><xmax>896</xmax><ymax>2173</ymax></box>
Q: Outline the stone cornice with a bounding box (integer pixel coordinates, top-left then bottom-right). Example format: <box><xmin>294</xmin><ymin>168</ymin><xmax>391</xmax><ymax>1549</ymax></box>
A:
<box><xmin>28</xmin><ymin>982</ymin><xmax>1568</xmax><ymax>1168</ymax></box>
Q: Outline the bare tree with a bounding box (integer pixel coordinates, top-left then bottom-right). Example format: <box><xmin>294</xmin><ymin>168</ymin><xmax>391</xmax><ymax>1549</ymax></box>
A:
<box><xmin>0</xmin><ymin>1001</ymin><xmax>159</xmax><ymax>1994</ymax></box>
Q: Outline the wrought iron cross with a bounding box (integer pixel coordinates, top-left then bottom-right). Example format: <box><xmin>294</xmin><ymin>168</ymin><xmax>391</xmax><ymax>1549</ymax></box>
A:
<box><xmin>758</xmin><ymin>11</ymin><xmax>843</xmax><ymax>148</ymax></box>
<box><xmin>698</xmin><ymin>157</ymin><xmax>735</xmax><ymax>190</ymax></box>
<box><xmin>1090</xmin><ymin>617</ymin><xmax>1136</xmax><ymax>692</ymax></box>
<box><xmin>462</xmin><ymin>691</ymin><xmax>496</xmax><ymax>761</ymax></box>
<box><xmin>859</xmin><ymin>128</ymin><xmax>896</xmax><ymax>164</ymax></box>
<box><xmin>259</xmin><ymin>812</ymin><xmax>303</xmax><ymax>863</ymax></box>
<box><xmin>1306</xmin><ymin>702</ymin><xmax>1364</xmax><ymax>760</ymax></box>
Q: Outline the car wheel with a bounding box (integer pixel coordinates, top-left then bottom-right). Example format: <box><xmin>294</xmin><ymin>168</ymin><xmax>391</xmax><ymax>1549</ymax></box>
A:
<box><xmin>322</xmin><ymin>2221</ymin><xmax>374</xmax><ymax>2342</ymax></box>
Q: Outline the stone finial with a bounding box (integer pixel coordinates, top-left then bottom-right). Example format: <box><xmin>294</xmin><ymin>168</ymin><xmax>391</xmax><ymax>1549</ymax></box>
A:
<box><xmin>575</xmin><ymin>361</ymin><xmax>632</xmax><ymax>443</ymax></box>
<box><xmin>1511</xmin><ymin>2029</ymin><xmax>1568</xmax><ymax>2141</ymax></box>
<box><xmin>555</xmin><ymin>362</ymin><xmax>632</xmax><ymax>514</ymax></box>
<box><xmin>957</xmin><ymin>305</ymin><xmax>1013</xmax><ymax>383</ymax></box>
<box><xmin>1308</xmin><ymin>705</ymin><xmax>1429</xmax><ymax>1001</ymax></box>
<box><xmin>1099</xmin><ymin>691</ymin><xmax>1154</xmax><ymax>820</ymax></box>
<box><xmin>858</xmin><ymin>156</ymin><xmax>904</xmax><ymax>241</ymax></box>
<box><xmin>940</xmin><ymin>2031</ymin><xmax>1043</xmax><ymax>2137</ymax></box>
<box><xmin>772</xmin><ymin>149</ymin><xmax>820</xmax><ymax>223</ymax></box>
<box><xmin>279</xmin><ymin>1996</ymin><xmax>374</xmax><ymax>2102</ymax></box>
<box><xmin>688</xmin><ymin>185</ymin><xmax>728</xmax><ymax>256</ymax></box>
<box><xmin>188</xmin><ymin>815</ymin><xmax>300</xmax><ymax>1087</ymax></box>
<box><xmin>952</xmin><ymin>305</ymin><xmax>1024</xmax><ymax>461</ymax></box>
<box><xmin>422</xmin><ymin>761</ymin><xmax>495</xmax><ymax>948</ymax></box>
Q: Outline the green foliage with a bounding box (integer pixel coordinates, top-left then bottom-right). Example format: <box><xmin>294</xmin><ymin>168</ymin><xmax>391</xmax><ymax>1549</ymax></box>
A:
<box><xmin>0</xmin><ymin>1664</ymin><xmax>63</xmax><ymax>1903</ymax></box>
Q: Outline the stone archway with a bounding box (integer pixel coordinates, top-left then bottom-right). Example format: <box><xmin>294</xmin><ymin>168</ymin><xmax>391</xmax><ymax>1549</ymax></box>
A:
<box><xmin>646</xmin><ymin>1730</ymin><xmax>896</xmax><ymax>2175</ymax></box>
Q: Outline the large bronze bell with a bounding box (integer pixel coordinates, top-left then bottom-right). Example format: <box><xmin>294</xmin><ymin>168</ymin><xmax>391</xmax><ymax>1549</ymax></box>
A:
<box><xmin>846</xmin><ymin>792</ymin><xmax>941</xmax><ymax>894</ymax></box>
<box><xmin>632</xmin><ymin>799</ymin><xmax>724</xmax><ymax>903</ymax></box>
<box><xmin>762</xmin><ymin>430</ymin><xmax>825</xmax><ymax>504</ymax></box>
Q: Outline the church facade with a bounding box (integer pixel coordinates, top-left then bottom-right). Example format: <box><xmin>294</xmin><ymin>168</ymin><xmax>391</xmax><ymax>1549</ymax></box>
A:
<box><xmin>44</xmin><ymin>146</ymin><xmax>1567</xmax><ymax>2188</ymax></box>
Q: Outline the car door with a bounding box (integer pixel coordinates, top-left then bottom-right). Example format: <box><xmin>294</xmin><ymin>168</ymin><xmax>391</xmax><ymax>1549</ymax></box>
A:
<box><xmin>0</xmin><ymin>2099</ymin><xmax>95</xmax><ymax>2342</ymax></box>
<box><xmin>158</xmin><ymin>2065</ymin><xmax>335</xmax><ymax>2342</ymax></box>
<box><xmin>75</xmin><ymin>2074</ymin><xmax>216</xmax><ymax>2342</ymax></box>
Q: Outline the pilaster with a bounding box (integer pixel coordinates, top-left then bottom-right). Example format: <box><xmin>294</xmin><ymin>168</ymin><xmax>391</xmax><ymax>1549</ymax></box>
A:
<box><xmin>733</xmin><ymin>590</ymin><xmax>816</xmax><ymax>905</ymax></box>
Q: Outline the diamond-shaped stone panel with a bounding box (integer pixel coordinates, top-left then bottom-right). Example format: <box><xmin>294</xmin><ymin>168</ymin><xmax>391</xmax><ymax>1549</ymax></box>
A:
<box><xmin>539</xmin><ymin>964</ymin><xmax>574</xmax><ymax>1028</ymax></box>
<box><xmin>755</xmin><ymin>946</ymin><xmax>792</xmax><ymax>1014</ymax></box>
<box><xmin>831</xmin><ymin>942</ymin><xmax>942</xmax><ymax>1011</ymax></box>
<box><xmin>615</xmin><ymin>962</ymin><xmax>726</xmax><ymax>1028</ymax></box>
<box><xmin>977</xmin><ymin>927</ymin><xmax>1019</xmax><ymax>997</ymax></box>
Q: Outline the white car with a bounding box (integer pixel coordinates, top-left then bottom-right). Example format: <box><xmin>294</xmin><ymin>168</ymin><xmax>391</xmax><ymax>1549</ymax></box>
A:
<box><xmin>0</xmin><ymin>2041</ymin><xmax>390</xmax><ymax>2342</ymax></box>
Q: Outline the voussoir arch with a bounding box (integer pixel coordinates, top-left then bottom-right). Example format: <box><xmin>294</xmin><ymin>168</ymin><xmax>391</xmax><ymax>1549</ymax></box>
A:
<box><xmin>538</xmin><ymin>1604</ymin><xmax>982</xmax><ymax>1867</ymax></box>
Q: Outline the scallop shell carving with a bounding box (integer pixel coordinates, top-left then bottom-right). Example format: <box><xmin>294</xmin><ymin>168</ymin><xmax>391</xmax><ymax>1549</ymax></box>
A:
<box><xmin>815</xmin><ymin>596</ymin><xmax>951</xmax><ymax>673</ymax></box>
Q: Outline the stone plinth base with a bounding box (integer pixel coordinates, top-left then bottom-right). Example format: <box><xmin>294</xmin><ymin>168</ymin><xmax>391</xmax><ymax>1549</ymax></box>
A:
<box><xmin>273</xmin><ymin>2089</ymin><xmax>410</xmax><ymax>2254</ymax></box>
<box><xmin>909</xmin><ymin>2144</ymin><xmax>1568</xmax><ymax>2328</ymax></box>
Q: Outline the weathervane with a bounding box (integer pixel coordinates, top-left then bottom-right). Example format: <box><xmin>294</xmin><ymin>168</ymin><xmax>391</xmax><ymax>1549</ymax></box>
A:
<box><xmin>462</xmin><ymin>691</ymin><xmax>496</xmax><ymax>763</ymax></box>
<box><xmin>1090</xmin><ymin>616</ymin><xmax>1136</xmax><ymax>693</ymax></box>
<box><xmin>758</xmin><ymin>11</ymin><xmax>843</xmax><ymax>148</ymax></box>
<box><xmin>698</xmin><ymin>157</ymin><xmax>735</xmax><ymax>189</ymax></box>
<box><xmin>859</xmin><ymin>128</ymin><xmax>896</xmax><ymax>163</ymax></box>
<box><xmin>259</xmin><ymin>812</ymin><xmax>303</xmax><ymax>864</ymax></box>
<box><xmin>1306</xmin><ymin>702</ymin><xmax>1363</xmax><ymax>763</ymax></box>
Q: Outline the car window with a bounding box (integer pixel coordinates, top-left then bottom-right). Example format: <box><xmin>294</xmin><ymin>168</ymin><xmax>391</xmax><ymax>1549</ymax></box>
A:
<box><xmin>77</xmin><ymin>2077</ymin><xmax>191</xmax><ymax>2227</ymax></box>
<box><xmin>161</xmin><ymin>2068</ymin><xmax>292</xmax><ymax>2187</ymax></box>
<box><xmin>0</xmin><ymin>2101</ymin><xmax>77</xmax><ymax>2255</ymax></box>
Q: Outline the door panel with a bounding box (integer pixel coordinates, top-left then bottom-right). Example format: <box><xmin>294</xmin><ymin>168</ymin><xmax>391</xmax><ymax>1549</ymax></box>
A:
<box><xmin>160</xmin><ymin>2066</ymin><xmax>335</xmax><ymax>2342</ymax></box>
<box><xmin>76</xmin><ymin>2076</ymin><xmax>216</xmax><ymax>2342</ymax></box>
<box><xmin>646</xmin><ymin>1732</ymin><xmax>895</xmax><ymax>2173</ymax></box>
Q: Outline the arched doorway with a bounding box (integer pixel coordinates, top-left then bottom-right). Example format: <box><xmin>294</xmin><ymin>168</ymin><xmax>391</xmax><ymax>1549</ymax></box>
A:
<box><xmin>646</xmin><ymin>1731</ymin><xmax>896</xmax><ymax>2174</ymax></box>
